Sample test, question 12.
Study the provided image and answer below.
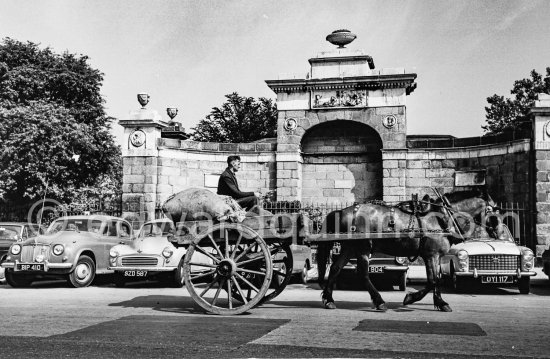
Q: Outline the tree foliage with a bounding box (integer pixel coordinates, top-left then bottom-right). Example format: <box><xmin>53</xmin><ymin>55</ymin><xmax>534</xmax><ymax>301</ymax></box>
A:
<box><xmin>0</xmin><ymin>38</ymin><xmax>121</xmax><ymax>203</ymax></box>
<box><xmin>483</xmin><ymin>67</ymin><xmax>550</xmax><ymax>134</ymax></box>
<box><xmin>191</xmin><ymin>92</ymin><xmax>277</xmax><ymax>143</ymax></box>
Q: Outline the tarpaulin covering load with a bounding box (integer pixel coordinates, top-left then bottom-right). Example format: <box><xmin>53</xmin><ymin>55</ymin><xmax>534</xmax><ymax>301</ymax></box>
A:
<box><xmin>161</xmin><ymin>188</ymin><xmax>245</xmax><ymax>223</ymax></box>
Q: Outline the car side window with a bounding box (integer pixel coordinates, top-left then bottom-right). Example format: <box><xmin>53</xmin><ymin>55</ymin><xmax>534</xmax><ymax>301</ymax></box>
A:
<box><xmin>119</xmin><ymin>222</ymin><xmax>131</xmax><ymax>238</ymax></box>
<box><xmin>104</xmin><ymin>221</ymin><xmax>118</xmax><ymax>237</ymax></box>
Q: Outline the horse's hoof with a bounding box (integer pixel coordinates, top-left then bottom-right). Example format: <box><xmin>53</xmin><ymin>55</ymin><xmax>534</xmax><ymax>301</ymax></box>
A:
<box><xmin>376</xmin><ymin>303</ymin><xmax>388</xmax><ymax>312</ymax></box>
<box><xmin>437</xmin><ymin>305</ymin><xmax>452</xmax><ymax>312</ymax></box>
<box><xmin>324</xmin><ymin>301</ymin><xmax>337</xmax><ymax>309</ymax></box>
<box><xmin>402</xmin><ymin>293</ymin><xmax>414</xmax><ymax>306</ymax></box>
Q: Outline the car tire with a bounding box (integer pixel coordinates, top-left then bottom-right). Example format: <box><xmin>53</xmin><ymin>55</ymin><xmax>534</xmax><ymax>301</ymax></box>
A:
<box><xmin>68</xmin><ymin>255</ymin><xmax>96</xmax><ymax>288</ymax></box>
<box><xmin>300</xmin><ymin>263</ymin><xmax>309</xmax><ymax>284</ymax></box>
<box><xmin>171</xmin><ymin>259</ymin><xmax>185</xmax><ymax>288</ymax></box>
<box><xmin>113</xmin><ymin>273</ymin><xmax>126</xmax><ymax>288</ymax></box>
<box><xmin>5</xmin><ymin>269</ymin><xmax>32</xmax><ymax>288</ymax></box>
<box><xmin>518</xmin><ymin>277</ymin><xmax>530</xmax><ymax>294</ymax></box>
<box><xmin>398</xmin><ymin>272</ymin><xmax>407</xmax><ymax>291</ymax></box>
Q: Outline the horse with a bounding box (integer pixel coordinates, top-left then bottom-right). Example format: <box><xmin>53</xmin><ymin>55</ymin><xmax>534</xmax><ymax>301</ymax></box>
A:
<box><xmin>316</xmin><ymin>189</ymin><xmax>497</xmax><ymax>312</ymax></box>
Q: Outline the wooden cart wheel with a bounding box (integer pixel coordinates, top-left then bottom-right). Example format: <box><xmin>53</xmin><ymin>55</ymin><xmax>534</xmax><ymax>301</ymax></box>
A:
<box><xmin>230</xmin><ymin>243</ymin><xmax>293</xmax><ymax>305</ymax></box>
<box><xmin>183</xmin><ymin>222</ymin><xmax>272</xmax><ymax>315</ymax></box>
<box><xmin>261</xmin><ymin>243</ymin><xmax>293</xmax><ymax>304</ymax></box>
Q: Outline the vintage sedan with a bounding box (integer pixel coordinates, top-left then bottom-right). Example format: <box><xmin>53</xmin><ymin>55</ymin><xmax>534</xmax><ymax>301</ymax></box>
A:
<box><xmin>333</xmin><ymin>248</ymin><xmax>409</xmax><ymax>291</ymax></box>
<box><xmin>108</xmin><ymin>218</ymin><xmax>186</xmax><ymax>287</ymax></box>
<box><xmin>440</xmin><ymin>224</ymin><xmax>536</xmax><ymax>293</ymax></box>
<box><xmin>0</xmin><ymin>222</ymin><xmax>45</xmax><ymax>282</ymax></box>
<box><xmin>108</xmin><ymin>218</ymin><xmax>214</xmax><ymax>287</ymax></box>
<box><xmin>1</xmin><ymin>215</ymin><xmax>133</xmax><ymax>288</ymax></box>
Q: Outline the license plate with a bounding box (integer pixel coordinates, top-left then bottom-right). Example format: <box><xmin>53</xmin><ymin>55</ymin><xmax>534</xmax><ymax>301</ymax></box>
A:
<box><xmin>481</xmin><ymin>275</ymin><xmax>512</xmax><ymax>284</ymax></box>
<box><xmin>368</xmin><ymin>266</ymin><xmax>384</xmax><ymax>273</ymax></box>
<box><xmin>123</xmin><ymin>270</ymin><xmax>147</xmax><ymax>277</ymax></box>
<box><xmin>16</xmin><ymin>263</ymin><xmax>44</xmax><ymax>271</ymax></box>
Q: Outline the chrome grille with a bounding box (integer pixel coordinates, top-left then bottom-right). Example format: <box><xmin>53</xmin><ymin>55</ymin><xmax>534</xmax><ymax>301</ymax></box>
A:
<box><xmin>469</xmin><ymin>255</ymin><xmax>519</xmax><ymax>271</ymax></box>
<box><xmin>121</xmin><ymin>256</ymin><xmax>159</xmax><ymax>266</ymax></box>
<box><xmin>21</xmin><ymin>245</ymin><xmax>51</xmax><ymax>262</ymax></box>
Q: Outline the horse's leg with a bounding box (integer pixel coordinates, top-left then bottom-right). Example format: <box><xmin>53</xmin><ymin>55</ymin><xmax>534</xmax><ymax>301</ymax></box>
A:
<box><xmin>356</xmin><ymin>250</ymin><xmax>387</xmax><ymax>311</ymax></box>
<box><xmin>322</xmin><ymin>242</ymin><xmax>354</xmax><ymax>309</ymax></box>
<box><xmin>429</xmin><ymin>255</ymin><xmax>452</xmax><ymax>312</ymax></box>
<box><xmin>316</xmin><ymin>242</ymin><xmax>331</xmax><ymax>289</ymax></box>
<box><xmin>402</xmin><ymin>254</ymin><xmax>435</xmax><ymax>306</ymax></box>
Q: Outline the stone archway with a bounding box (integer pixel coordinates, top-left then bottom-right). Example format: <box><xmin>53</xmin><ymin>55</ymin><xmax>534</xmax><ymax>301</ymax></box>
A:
<box><xmin>300</xmin><ymin>120</ymin><xmax>383</xmax><ymax>204</ymax></box>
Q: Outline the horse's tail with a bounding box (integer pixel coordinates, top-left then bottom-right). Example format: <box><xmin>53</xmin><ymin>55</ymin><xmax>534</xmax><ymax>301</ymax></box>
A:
<box><xmin>316</xmin><ymin>209</ymin><xmax>341</xmax><ymax>288</ymax></box>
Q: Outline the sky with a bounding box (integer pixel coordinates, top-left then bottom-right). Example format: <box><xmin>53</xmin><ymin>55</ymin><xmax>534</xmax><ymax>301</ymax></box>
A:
<box><xmin>1</xmin><ymin>0</ymin><xmax>549</xmax><ymax>142</ymax></box>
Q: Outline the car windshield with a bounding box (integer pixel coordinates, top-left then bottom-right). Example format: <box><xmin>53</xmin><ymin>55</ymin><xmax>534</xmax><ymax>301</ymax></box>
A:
<box><xmin>466</xmin><ymin>225</ymin><xmax>514</xmax><ymax>242</ymax></box>
<box><xmin>0</xmin><ymin>225</ymin><xmax>21</xmax><ymax>240</ymax></box>
<box><xmin>47</xmin><ymin>219</ymin><xmax>104</xmax><ymax>234</ymax></box>
<box><xmin>140</xmin><ymin>222</ymin><xmax>173</xmax><ymax>238</ymax></box>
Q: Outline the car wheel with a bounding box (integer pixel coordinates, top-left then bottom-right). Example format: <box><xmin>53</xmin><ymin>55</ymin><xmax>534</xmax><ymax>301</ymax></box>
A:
<box><xmin>300</xmin><ymin>263</ymin><xmax>309</xmax><ymax>284</ymax></box>
<box><xmin>68</xmin><ymin>255</ymin><xmax>96</xmax><ymax>288</ymax></box>
<box><xmin>172</xmin><ymin>259</ymin><xmax>185</xmax><ymax>288</ymax></box>
<box><xmin>113</xmin><ymin>273</ymin><xmax>126</xmax><ymax>288</ymax></box>
<box><xmin>398</xmin><ymin>272</ymin><xmax>407</xmax><ymax>291</ymax></box>
<box><xmin>5</xmin><ymin>269</ymin><xmax>32</xmax><ymax>288</ymax></box>
<box><xmin>518</xmin><ymin>277</ymin><xmax>530</xmax><ymax>294</ymax></box>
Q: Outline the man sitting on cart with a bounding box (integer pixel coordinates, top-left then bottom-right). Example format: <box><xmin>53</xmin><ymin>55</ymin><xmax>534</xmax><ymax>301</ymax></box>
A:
<box><xmin>218</xmin><ymin>155</ymin><xmax>261</xmax><ymax>211</ymax></box>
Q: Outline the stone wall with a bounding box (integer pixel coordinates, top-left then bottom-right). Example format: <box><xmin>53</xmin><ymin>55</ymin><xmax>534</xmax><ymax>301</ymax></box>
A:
<box><xmin>382</xmin><ymin>140</ymin><xmax>531</xmax><ymax>203</ymax></box>
<box><xmin>122</xmin><ymin>138</ymin><xmax>277</xmax><ymax>215</ymax></box>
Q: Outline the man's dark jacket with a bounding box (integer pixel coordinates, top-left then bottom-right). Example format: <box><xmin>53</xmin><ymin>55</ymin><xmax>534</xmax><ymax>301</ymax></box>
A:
<box><xmin>217</xmin><ymin>167</ymin><xmax>254</xmax><ymax>199</ymax></box>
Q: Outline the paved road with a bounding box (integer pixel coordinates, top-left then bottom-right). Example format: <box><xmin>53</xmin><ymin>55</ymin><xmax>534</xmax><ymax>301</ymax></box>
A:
<box><xmin>0</xmin><ymin>271</ymin><xmax>549</xmax><ymax>358</ymax></box>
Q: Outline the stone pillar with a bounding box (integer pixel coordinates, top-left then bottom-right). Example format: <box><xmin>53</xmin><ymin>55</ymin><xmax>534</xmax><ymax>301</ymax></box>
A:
<box><xmin>119</xmin><ymin>106</ymin><xmax>167</xmax><ymax>223</ymax></box>
<box><xmin>531</xmin><ymin>94</ymin><xmax>550</xmax><ymax>257</ymax></box>
<box><xmin>381</xmin><ymin>149</ymin><xmax>408</xmax><ymax>202</ymax></box>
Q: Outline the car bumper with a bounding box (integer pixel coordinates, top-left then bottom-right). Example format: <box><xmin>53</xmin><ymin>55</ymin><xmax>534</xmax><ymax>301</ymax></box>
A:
<box><xmin>1</xmin><ymin>260</ymin><xmax>73</xmax><ymax>271</ymax></box>
<box><xmin>455</xmin><ymin>269</ymin><xmax>537</xmax><ymax>278</ymax></box>
<box><xmin>108</xmin><ymin>266</ymin><xmax>174</xmax><ymax>272</ymax></box>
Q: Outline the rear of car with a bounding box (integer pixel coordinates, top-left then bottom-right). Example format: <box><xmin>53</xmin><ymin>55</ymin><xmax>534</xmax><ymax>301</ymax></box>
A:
<box><xmin>331</xmin><ymin>243</ymin><xmax>409</xmax><ymax>290</ymax></box>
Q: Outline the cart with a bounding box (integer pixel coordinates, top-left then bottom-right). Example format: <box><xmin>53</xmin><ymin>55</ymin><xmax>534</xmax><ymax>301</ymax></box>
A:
<box><xmin>168</xmin><ymin>209</ymin><xmax>448</xmax><ymax>315</ymax></box>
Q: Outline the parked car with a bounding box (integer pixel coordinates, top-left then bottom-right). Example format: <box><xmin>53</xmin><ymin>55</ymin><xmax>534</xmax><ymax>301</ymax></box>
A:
<box><xmin>1</xmin><ymin>215</ymin><xmax>133</xmax><ymax>288</ymax></box>
<box><xmin>440</xmin><ymin>224</ymin><xmax>536</xmax><ymax>294</ymax></box>
<box><xmin>0</xmin><ymin>222</ymin><xmax>45</xmax><ymax>283</ymax></box>
<box><xmin>273</xmin><ymin>244</ymin><xmax>313</xmax><ymax>285</ymax></box>
<box><xmin>108</xmin><ymin>218</ymin><xmax>201</xmax><ymax>287</ymax></box>
<box><xmin>321</xmin><ymin>243</ymin><xmax>409</xmax><ymax>291</ymax></box>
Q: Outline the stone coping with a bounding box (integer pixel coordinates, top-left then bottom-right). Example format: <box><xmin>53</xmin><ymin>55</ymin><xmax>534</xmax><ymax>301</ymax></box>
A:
<box><xmin>158</xmin><ymin>138</ymin><xmax>277</xmax><ymax>152</ymax></box>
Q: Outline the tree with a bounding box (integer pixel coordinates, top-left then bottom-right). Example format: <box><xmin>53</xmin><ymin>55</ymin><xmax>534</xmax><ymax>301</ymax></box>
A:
<box><xmin>191</xmin><ymin>92</ymin><xmax>277</xmax><ymax>143</ymax></box>
<box><xmin>0</xmin><ymin>38</ymin><xmax>121</xmax><ymax>204</ymax></box>
<box><xmin>483</xmin><ymin>67</ymin><xmax>550</xmax><ymax>134</ymax></box>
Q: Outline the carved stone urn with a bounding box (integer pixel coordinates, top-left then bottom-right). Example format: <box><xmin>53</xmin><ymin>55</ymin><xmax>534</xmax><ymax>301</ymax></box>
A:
<box><xmin>326</xmin><ymin>29</ymin><xmax>357</xmax><ymax>48</ymax></box>
<box><xmin>166</xmin><ymin>107</ymin><xmax>178</xmax><ymax>120</ymax></box>
<box><xmin>137</xmin><ymin>93</ymin><xmax>150</xmax><ymax>108</ymax></box>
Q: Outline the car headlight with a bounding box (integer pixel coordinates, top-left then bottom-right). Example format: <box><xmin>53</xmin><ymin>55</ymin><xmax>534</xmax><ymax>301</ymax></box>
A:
<box><xmin>162</xmin><ymin>247</ymin><xmax>173</xmax><ymax>258</ymax></box>
<box><xmin>109</xmin><ymin>249</ymin><xmax>119</xmax><ymax>258</ymax></box>
<box><xmin>457</xmin><ymin>250</ymin><xmax>468</xmax><ymax>261</ymax></box>
<box><xmin>52</xmin><ymin>244</ymin><xmax>64</xmax><ymax>256</ymax></box>
<box><xmin>11</xmin><ymin>244</ymin><xmax>21</xmax><ymax>255</ymax></box>
<box><xmin>521</xmin><ymin>249</ymin><xmax>534</xmax><ymax>270</ymax></box>
<box><xmin>395</xmin><ymin>257</ymin><xmax>407</xmax><ymax>265</ymax></box>
<box><xmin>457</xmin><ymin>250</ymin><xmax>468</xmax><ymax>271</ymax></box>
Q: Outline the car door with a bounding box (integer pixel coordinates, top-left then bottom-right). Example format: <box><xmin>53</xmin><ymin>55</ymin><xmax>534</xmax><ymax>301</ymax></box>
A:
<box><xmin>96</xmin><ymin>220</ymin><xmax>119</xmax><ymax>270</ymax></box>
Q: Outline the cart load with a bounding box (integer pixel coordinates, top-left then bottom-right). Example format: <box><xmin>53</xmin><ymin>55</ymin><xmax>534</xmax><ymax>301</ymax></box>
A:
<box><xmin>162</xmin><ymin>188</ymin><xmax>246</xmax><ymax>223</ymax></box>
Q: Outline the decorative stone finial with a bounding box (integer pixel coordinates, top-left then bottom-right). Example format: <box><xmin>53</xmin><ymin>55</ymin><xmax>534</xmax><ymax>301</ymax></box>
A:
<box><xmin>326</xmin><ymin>29</ymin><xmax>357</xmax><ymax>48</ymax></box>
<box><xmin>137</xmin><ymin>93</ymin><xmax>150</xmax><ymax>109</ymax></box>
<box><xmin>166</xmin><ymin>107</ymin><xmax>178</xmax><ymax>120</ymax></box>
